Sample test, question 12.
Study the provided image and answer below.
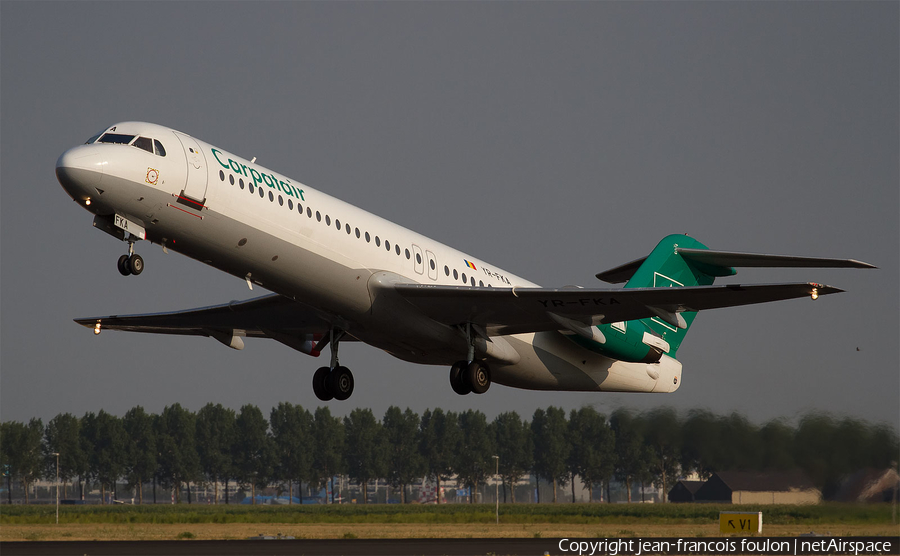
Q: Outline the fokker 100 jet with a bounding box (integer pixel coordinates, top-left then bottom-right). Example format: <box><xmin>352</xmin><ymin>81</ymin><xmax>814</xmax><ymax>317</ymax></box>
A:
<box><xmin>56</xmin><ymin>122</ymin><xmax>874</xmax><ymax>401</ymax></box>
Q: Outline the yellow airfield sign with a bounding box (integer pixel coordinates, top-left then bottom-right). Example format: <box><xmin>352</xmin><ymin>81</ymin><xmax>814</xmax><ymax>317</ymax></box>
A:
<box><xmin>719</xmin><ymin>511</ymin><xmax>763</xmax><ymax>534</ymax></box>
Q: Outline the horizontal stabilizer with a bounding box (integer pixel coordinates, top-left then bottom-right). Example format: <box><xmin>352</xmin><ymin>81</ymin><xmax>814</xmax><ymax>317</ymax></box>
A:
<box><xmin>596</xmin><ymin>248</ymin><xmax>875</xmax><ymax>283</ymax></box>
<box><xmin>676</xmin><ymin>249</ymin><xmax>876</xmax><ymax>271</ymax></box>
<box><xmin>595</xmin><ymin>256</ymin><xmax>647</xmax><ymax>284</ymax></box>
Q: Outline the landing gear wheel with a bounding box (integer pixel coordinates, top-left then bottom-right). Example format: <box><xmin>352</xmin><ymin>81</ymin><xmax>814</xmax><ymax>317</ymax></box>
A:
<box><xmin>466</xmin><ymin>360</ymin><xmax>491</xmax><ymax>394</ymax></box>
<box><xmin>449</xmin><ymin>361</ymin><xmax>471</xmax><ymax>395</ymax></box>
<box><xmin>117</xmin><ymin>255</ymin><xmax>132</xmax><ymax>276</ymax></box>
<box><xmin>128</xmin><ymin>253</ymin><xmax>144</xmax><ymax>275</ymax></box>
<box><xmin>312</xmin><ymin>366</ymin><xmax>333</xmax><ymax>401</ymax></box>
<box><xmin>328</xmin><ymin>366</ymin><xmax>354</xmax><ymax>401</ymax></box>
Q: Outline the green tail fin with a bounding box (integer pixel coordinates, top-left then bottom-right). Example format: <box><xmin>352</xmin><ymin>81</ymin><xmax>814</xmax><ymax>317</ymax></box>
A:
<box><xmin>593</xmin><ymin>233</ymin><xmax>872</xmax><ymax>358</ymax></box>
<box><xmin>622</xmin><ymin>234</ymin><xmax>730</xmax><ymax>355</ymax></box>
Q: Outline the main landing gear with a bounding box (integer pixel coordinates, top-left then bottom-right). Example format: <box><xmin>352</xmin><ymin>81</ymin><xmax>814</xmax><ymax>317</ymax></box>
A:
<box><xmin>449</xmin><ymin>323</ymin><xmax>492</xmax><ymax>395</ymax></box>
<box><xmin>312</xmin><ymin>329</ymin><xmax>355</xmax><ymax>401</ymax></box>
<box><xmin>116</xmin><ymin>240</ymin><xmax>143</xmax><ymax>276</ymax></box>
<box><xmin>449</xmin><ymin>359</ymin><xmax>491</xmax><ymax>395</ymax></box>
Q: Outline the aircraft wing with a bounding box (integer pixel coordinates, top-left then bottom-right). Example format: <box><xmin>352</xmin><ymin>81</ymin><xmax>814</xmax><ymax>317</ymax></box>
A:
<box><xmin>391</xmin><ymin>282</ymin><xmax>839</xmax><ymax>336</ymax></box>
<box><xmin>74</xmin><ymin>294</ymin><xmax>337</xmax><ymax>354</ymax></box>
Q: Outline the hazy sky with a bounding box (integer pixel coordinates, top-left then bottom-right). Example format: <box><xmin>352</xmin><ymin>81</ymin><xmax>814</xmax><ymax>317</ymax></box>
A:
<box><xmin>1</xmin><ymin>2</ymin><xmax>897</xmax><ymax>429</ymax></box>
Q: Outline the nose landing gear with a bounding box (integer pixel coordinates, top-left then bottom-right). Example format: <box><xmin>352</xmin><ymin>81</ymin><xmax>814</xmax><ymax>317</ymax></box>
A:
<box><xmin>116</xmin><ymin>241</ymin><xmax>144</xmax><ymax>276</ymax></box>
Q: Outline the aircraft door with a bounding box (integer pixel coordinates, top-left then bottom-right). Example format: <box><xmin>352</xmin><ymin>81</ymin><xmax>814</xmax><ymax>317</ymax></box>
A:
<box><xmin>174</xmin><ymin>132</ymin><xmax>208</xmax><ymax>204</ymax></box>
<box><xmin>425</xmin><ymin>250</ymin><xmax>438</xmax><ymax>281</ymax></box>
<box><xmin>411</xmin><ymin>244</ymin><xmax>424</xmax><ymax>275</ymax></box>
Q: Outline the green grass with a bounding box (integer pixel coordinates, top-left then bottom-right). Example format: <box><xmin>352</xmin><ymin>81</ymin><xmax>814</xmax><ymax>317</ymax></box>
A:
<box><xmin>0</xmin><ymin>502</ymin><xmax>893</xmax><ymax>526</ymax></box>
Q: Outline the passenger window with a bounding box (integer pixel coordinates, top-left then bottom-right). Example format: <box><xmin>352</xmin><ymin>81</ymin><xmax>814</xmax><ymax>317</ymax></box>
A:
<box><xmin>355</xmin><ymin>228</ymin><xmax>360</xmax><ymax>238</ymax></box>
<box><xmin>278</xmin><ymin>195</ymin><xmax>284</xmax><ymax>206</ymax></box>
<box><xmin>385</xmin><ymin>241</ymin><xmax>391</xmax><ymax>251</ymax></box>
<box><xmin>132</xmin><ymin>137</ymin><xmax>153</xmax><ymax>152</ymax></box>
<box><xmin>229</xmin><ymin>175</ymin><xmax>235</xmax><ymax>185</ymax></box>
<box><xmin>219</xmin><ymin>170</ymin><xmax>225</xmax><ymax>181</ymax></box>
<box><xmin>395</xmin><ymin>245</ymin><xmax>400</xmax><ymax>255</ymax></box>
<box><xmin>444</xmin><ymin>265</ymin><xmax>449</xmax><ymax>276</ymax></box>
<box><xmin>453</xmin><ymin>269</ymin><xmax>458</xmax><ymax>280</ymax></box>
<box><xmin>259</xmin><ymin>187</ymin><xmax>265</xmax><ymax>198</ymax></box>
<box><xmin>375</xmin><ymin>236</ymin><xmax>381</xmax><ymax>247</ymax></box>
<box><xmin>268</xmin><ymin>191</ymin><xmax>274</xmax><ymax>202</ymax></box>
<box><xmin>405</xmin><ymin>249</ymin><xmax>411</xmax><ymax>259</ymax></box>
<box><xmin>325</xmin><ymin>215</ymin><xmax>331</xmax><ymax>226</ymax></box>
<box><xmin>288</xmin><ymin>199</ymin><xmax>293</xmax><ymax>210</ymax></box>
<box><xmin>462</xmin><ymin>272</ymin><xmax>467</xmax><ymax>283</ymax></box>
<box><xmin>346</xmin><ymin>224</ymin><xmax>351</xmax><ymax>235</ymax></box>
<box><xmin>316</xmin><ymin>211</ymin><xmax>321</xmax><ymax>222</ymax></box>
<box><xmin>154</xmin><ymin>140</ymin><xmax>167</xmax><ymax>157</ymax></box>
<box><xmin>365</xmin><ymin>232</ymin><xmax>370</xmax><ymax>243</ymax></box>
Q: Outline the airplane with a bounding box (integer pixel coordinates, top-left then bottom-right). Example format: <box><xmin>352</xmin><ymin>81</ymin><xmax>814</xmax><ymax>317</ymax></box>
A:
<box><xmin>56</xmin><ymin>122</ymin><xmax>874</xmax><ymax>401</ymax></box>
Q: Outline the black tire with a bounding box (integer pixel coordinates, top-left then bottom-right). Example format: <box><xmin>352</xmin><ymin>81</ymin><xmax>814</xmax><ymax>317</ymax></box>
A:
<box><xmin>466</xmin><ymin>360</ymin><xmax>491</xmax><ymax>394</ymax></box>
<box><xmin>117</xmin><ymin>255</ymin><xmax>131</xmax><ymax>276</ymax></box>
<box><xmin>312</xmin><ymin>366</ymin><xmax>333</xmax><ymax>401</ymax></box>
<box><xmin>449</xmin><ymin>361</ymin><xmax>471</xmax><ymax>395</ymax></box>
<box><xmin>129</xmin><ymin>253</ymin><xmax>144</xmax><ymax>275</ymax></box>
<box><xmin>328</xmin><ymin>366</ymin><xmax>354</xmax><ymax>401</ymax></box>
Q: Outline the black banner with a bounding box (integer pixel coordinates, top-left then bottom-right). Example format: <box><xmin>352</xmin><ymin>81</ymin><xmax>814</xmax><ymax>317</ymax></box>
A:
<box><xmin>552</xmin><ymin>537</ymin><xmax>899</xmax><ymax>556</ymax></box>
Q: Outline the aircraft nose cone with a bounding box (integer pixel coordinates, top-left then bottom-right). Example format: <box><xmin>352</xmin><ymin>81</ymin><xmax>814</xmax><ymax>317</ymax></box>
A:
<box><xmin>56</xmin><ymin>145</ymin><xmax>105</xmax><ymax>201</ymax></box>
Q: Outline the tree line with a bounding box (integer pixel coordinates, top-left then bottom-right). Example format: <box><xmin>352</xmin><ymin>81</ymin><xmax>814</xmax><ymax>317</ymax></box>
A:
<box><xmin>1</xmin><ymin>404</ymin><xmax>896</xmax><ymax>504</ymax></box>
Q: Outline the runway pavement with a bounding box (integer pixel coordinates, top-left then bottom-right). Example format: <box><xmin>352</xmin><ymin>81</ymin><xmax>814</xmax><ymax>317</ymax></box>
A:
<box><xmin>0</xmin><ymin>538</ymin><xmax>556</xmax><ymax>556</ymax></box>
<box><xmin>5</xmin><ymin>537</ymin><xmax>898</xmax><ymax>556</ymax></box>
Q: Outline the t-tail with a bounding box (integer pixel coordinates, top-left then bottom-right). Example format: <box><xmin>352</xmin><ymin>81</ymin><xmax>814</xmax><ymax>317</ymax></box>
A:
<box><xmin>582</xmin><ymin>234</ymin><xmax>875</xmax><ymax>362</ymax></box>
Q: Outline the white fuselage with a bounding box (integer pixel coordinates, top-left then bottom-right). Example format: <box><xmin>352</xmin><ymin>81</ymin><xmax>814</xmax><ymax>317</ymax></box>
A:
<box><xmin>57</xmin><ymin>122</ymin><xmax>681</xmax><ymax>394</ymax></box>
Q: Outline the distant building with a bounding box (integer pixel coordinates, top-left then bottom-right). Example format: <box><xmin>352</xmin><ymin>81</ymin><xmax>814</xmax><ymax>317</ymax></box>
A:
<box><xmin>694</xmin><ymin>471</ymin><xmax>821</xmax><ymax>505</ymax></box>
<box><xmin>668</xmin><ymin>480</ymin><xmax>704</xmax><ymax>503</ymax></box>
<box><xmin>833</xmin><ymin>468</ymin><xmax>900</xmax><ymax>503</ymax></box>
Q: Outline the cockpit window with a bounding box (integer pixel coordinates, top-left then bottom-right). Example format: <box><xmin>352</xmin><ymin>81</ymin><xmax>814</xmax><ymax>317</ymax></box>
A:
<box><xmin>132</xmin><ymin>136</ymin><xmax>153</xmax><ymax>153</ymax></box>
<box><xmin>94</xmin><ymin>132</ymin><xmax>166</xmax><ymax>156</ymax></box>
<box><xmin>98</xmin><ymin>133</ymin><xmax>136</xmax><ymax>144</ymax></box>
<box><xmin>85</xmin><ymin>133</ymin><xmax>102</xmax><ymax>145</ymax></box>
